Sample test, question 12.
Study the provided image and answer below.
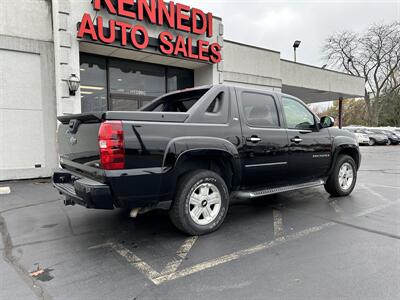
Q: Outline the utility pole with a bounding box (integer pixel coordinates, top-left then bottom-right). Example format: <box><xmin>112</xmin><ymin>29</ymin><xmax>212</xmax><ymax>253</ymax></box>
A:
<box><xmin>338</xmin><ymin>97</ymin><xmax>343</xmax><ymax>129</ymax></box>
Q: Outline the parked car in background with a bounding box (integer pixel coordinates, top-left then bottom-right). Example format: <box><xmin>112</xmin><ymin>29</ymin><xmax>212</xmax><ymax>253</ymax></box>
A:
<box><xmin>382</xmin><ymin>128</ymin><xmax>400</xmax><ymax>140</ymax></box>
<box><xmin>343</xmin><ymin>128</ymin><xmax>370</xmax><ymax>145</ymax></box>
<box><xmin>370</xmin><ymin>129</ymin><xmax>400</xmax><ymax>145</ymax></box>
<box><xmin>351</xmin><ymin>128</ymin><xmax>388</xmax><ymax>146</ymax></box>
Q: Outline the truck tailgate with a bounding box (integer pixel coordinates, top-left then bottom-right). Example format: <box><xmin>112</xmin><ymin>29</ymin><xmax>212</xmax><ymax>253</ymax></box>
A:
<box><xmin>57</xmin><ymin>114</ymin><xmax>103</xmax><ymax>178</ymax></box>
<box><xmin>57</xmin><ymin>111</ymin><xmax>189</xmax><ymax>179</ymax></box>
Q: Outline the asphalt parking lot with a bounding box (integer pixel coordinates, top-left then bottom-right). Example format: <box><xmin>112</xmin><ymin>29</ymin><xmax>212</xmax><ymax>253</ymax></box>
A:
<box><xmin>1</xmin><ymin>146</ymin><xmax>399</xmax><ymax>300</ymax></box>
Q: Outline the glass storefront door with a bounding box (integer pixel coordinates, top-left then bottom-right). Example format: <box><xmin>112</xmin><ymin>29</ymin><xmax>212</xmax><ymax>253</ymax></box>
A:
<box><xmin>79</xmin><ymin>53</ymin><xmax>194</xmax><ymax>112</ymax></box>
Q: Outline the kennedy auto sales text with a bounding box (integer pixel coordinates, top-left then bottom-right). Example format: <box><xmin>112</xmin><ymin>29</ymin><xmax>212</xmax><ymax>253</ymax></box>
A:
<box><xmin>77</xmin><ymin>0</ymin><xmax>222</xmax><ymax>63</ymax></box>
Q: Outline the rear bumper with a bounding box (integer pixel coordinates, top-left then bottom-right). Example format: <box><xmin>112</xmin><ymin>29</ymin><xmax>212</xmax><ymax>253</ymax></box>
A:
<box><xmin>52</xmin><ymin>169</ymin><xmax>114</xmax><ymax>209</ymax></box>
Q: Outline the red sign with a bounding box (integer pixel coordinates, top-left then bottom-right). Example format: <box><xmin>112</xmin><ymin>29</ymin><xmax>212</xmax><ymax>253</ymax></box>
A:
<box><xmin>77</xmin><ymin>0</ymin><xmax>222</xmax><ymax>63</ymax></box>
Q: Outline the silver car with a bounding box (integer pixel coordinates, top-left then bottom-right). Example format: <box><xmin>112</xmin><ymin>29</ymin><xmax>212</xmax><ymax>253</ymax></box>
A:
<box><xmin>356</xmin><ymin>128</ymin><xmax>389</xmax><ymax>146</ymax></box>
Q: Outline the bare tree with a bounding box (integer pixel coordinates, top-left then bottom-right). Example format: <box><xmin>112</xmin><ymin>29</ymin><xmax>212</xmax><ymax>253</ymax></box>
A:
<box><xmin>323</xmin><ymin>22</ymin><xmax>400</xmax><ymax>126</ymax></box>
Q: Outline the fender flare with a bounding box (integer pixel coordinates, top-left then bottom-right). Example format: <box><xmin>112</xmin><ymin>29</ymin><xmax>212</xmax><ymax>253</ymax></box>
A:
<box><xmin>160</xmin><ymin>136</ymin><xmax>242</xmax><ymax>195</ymax></box>
<box><xmin>328</xmin><ymin>136</ymin><xmax>361</xmax><ymax>175</ymax></box>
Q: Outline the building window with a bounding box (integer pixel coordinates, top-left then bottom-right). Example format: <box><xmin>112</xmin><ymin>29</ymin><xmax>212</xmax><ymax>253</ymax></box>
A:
<box><xmin>109</xmin><ymin>59</ymin><xmax>165</xmax><ymax>111</ymax></box>
<box><xmin>79</xmin><ymin>54</ymin><xmax>194</xmax><ymax>112</ymax></box>
<box><xmin>79</xmin><ymin>54</ymin><xmax>107</xmax><ymax>112</ymax></box>
<box><xmin>167</xmin><ymin>67</ymin><xmax>194</xmax><ymax>92</ymax></box>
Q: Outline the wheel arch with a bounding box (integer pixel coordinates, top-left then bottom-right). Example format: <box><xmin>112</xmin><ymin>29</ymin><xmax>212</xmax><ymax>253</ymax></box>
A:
<box><xmin>331</xmin><ymin>143</ymin><xmax>361</xmax><ymax>174</ymax></box>
<box><xmin>160</xmin><ymin>137</ymin><xmax>242</xmax><ymax>199</ymax></box>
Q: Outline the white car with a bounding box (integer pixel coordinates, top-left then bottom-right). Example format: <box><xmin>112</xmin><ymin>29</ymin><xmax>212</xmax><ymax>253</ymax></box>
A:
<box><xmin>344</xmin><ymin>128</ymin><xmax>370</xmax><ymax>145</ymax></box>
<box><xmin>354</xmin><ymin>132</ymin><xmax>370</xmax><ymax>145</ymax></box>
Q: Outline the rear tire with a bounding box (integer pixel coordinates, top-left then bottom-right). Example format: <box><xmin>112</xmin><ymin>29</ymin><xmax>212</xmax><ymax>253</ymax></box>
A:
<box><xmin>169</xmin><ymin>170</ymin><xmax>229</xmax><ymax>235</ymax></box>
<box><xmin>324</xmin><ymin>155</ymin><xmax>357</xmax><ymax>197</ymax></box>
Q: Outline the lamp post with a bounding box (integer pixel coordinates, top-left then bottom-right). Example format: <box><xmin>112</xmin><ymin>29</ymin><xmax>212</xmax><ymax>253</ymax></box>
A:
<box><xmin>293</xmin><ymin>40</ymin><xmax>301</xmax><ymax>62</ymax></box>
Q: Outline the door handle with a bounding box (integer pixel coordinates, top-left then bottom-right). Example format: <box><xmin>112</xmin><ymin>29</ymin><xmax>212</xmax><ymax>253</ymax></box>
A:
<box><xmin>246</xmin><ymin>136</ymin><xmax>261</xmax><ymax>143</ymax></box>
<box><xmin>290</xmin><ymin>137</ymin><xmax>303</xmax><ymax>143</ymax></box>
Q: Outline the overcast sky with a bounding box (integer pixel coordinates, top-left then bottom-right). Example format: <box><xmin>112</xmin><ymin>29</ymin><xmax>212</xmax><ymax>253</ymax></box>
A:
<box><xmin>179</xmin><ymin>0</ymin><xmax>400</xmax><ymax>67</ymax></box>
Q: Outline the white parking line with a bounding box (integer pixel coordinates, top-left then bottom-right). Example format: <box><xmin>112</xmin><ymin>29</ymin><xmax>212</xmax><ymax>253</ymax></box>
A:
<box><xmin>272</xmin><ymin>209</ymin><xmax>284</xmax><ymax>239</ymax></box>
<box><xmin>151</xmin><ymin>222</ymin><xmax>334</xmax><ymax>285</ymax></box>
<box><xmin>87</xmin><ymin>242</ymin><xmax>114</xmax><ymax>250</ymax></box>
<box><xmin>0</xmin><ymin>187</ymin><xmax>11</xmax><ymax>195</ymax></box>
<box><xmin>106</xmin><ymin>188</ymin><xmax>399</xmax><ymax>286</ymax></box>
<box><xmin>111</xmin><ymin>243</ymin><xmax>161</xmax><ymax>280</ymax></box>
<box><xmin>108</xmin><ymin>221</ymin><xmax>334</xmax><ymax>285</ymax></box>
<box><xmin>329</xmin><ymin>200</ymin><xmax>342</xmax><ymax>213</ymax></box>
<box><xmin>161</xmin><ymin>236</ymin><xmax>198</xmax><ymax>275</ymax></box>
<box><xmin>366</xmin><ymin>183</ymin><xmax>400</xmax><ymax>189</ymax></box>
<box><xmin>359</xmin><ymin>184</ymin><xmax>391</xmax><ymax>203</ymax></box>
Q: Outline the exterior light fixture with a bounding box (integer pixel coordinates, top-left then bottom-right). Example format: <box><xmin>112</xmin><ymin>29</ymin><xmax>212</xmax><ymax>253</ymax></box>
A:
<box><xmin>293</xmin><ymin>40</ymin><xmax>301</xmax><ymax>62</ymax></box>
<box><xmin>67</xmin><ymin>74</ymin><xmax>80</xmax><ymax>96</ymax></box>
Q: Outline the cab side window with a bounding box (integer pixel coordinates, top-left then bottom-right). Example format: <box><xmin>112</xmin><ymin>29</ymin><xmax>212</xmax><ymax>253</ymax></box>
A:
<box><xmin>206</xmin><ymin>92</ymin><xmax>223</xmax><ymax>114</ymax></box>
<box><xmin>282</xmin><ymin>97</ymin><xmax>315</xmax><ymax>130</ymax></box>
<box><xmin>190</xmin><ymin>91</ymin><xmax>229</xmax><ymax>124</ymax></box>
<box><xmin>241</xmin><ymin>92</ymin><xmax>280</xmax><ymax>128</ymax></box>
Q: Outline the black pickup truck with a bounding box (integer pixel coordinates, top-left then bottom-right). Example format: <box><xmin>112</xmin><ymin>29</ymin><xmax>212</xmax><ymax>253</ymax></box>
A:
<box><xmin>53</xmin><ymin>85</ymin><xmax>361</xmax><ymax>235</ymax></box>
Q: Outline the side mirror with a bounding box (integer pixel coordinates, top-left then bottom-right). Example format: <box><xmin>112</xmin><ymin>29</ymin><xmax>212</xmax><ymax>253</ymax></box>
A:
<box><xmin>320</xmin><ymin>116</ymin><xmax>335</xmax><ymax>128</ymax></box>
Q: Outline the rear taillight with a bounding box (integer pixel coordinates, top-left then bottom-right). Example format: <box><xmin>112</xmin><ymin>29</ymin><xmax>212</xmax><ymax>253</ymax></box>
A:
<box><xmin>98</xmin><ymin>121</ymin><xmax>125</xmax><ymax>170</ymax></box>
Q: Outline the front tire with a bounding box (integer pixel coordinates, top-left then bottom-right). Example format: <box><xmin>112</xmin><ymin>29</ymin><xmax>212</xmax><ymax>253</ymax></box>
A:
<box><xmin>169</xmin><ymin>170</ymin><xmax>229</xmax><ymax>235</ymax></box>
<box><xmin>368</xmin><ymin>138</ymin><xmax>376</xmax><ymax>146</ymax></box>
<box><xmin>324</xmin><ymin>155</ymin><xmax>357</xmax><ymax>197</ymax></box>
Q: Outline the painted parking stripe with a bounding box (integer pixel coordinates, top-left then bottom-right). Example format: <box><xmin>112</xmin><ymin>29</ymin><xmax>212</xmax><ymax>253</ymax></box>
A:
<box><xmin>109</xmin><ymin>188</ymin><xmax>399</xmax><ymax>285</ymax></box>
<box><xmin>154</xmin><ymin>194</ymin><xmax>400</xmax><ymax>285</ymax></box>
<box><xmin>0</xmin><ymin>187</ymin><xmax>11</xmax><ymax>195</ymax></box>
<box><xmin>365</xmin><ymin>183</ymin><xmax>400</xmax><ymax>189</ymax></box>
<box><xmin>359</xmin><ymin>184</ymin><xmax>391</xmax><ymax>203</ymax></box>
<box><xmin>161</xmin><ymin>236</ymin><xmax>198</xmax><ymax>275</ymax></box>
<box><xmin>329</xmin><ymin>200</ymin><xmax>342</xmax><ymax>213</ymax></box>
<box><xmin>111</xmin><ymin>243</ymin><xmax>161</xmax><ymax>280</ymax></box>
<box><xmin>272</xmin><ymin>209</ymin><xmax>284</xmax><ymax>239</ymax></box>
<box><xmin>152</xmin><ymin>222</ymin><xmax>335</xmax><ymax>285</ymax></box>
<box><xmin>109</xmin><ymin>222</ymin><xmax>334</xmax><ymax>285</ymax></box>
<box><xmin>107</xmin><ymin>236</ymin><xmax>198</xmax><ymax>284</ymax></box>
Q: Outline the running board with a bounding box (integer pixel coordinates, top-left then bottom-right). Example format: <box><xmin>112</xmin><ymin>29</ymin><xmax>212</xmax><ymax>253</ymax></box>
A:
<box><xmin>232</xmin><ymin>179</ymin><xmax>325</xmax><ymax>199</ymax></box>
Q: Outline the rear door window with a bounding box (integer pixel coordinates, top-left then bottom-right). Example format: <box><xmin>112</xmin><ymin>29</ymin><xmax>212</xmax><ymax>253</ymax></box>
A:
<box><xmin>241</xmin><ymin>92</ymin><xmax>280</xmax><ymax>128</ymax></box>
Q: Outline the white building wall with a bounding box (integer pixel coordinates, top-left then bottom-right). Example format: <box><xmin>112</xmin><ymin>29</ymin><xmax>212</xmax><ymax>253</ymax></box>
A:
<box><xmin>281</xmin><ymin>59</ymin><xmax>365</xmax><ymax>97</ymax></box>
<box><xmin>222</xmin><ymin>40</ymin><xmax>282</xmax><ymax>91</ymax></box>
<box><xmin>0</xmin><ymin>0</ymin><xmax>57</xmax><ymax>180</ymax></box>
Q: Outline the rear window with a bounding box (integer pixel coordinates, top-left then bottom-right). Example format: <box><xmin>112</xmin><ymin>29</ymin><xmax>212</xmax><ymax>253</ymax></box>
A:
<box><xmin>141</xmin><ymin>88</ymin><xmax>210</xmax><ymax>112</ymax></box>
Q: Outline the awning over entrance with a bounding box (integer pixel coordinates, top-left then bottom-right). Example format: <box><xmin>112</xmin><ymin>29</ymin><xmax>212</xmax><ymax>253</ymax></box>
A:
<box><xmin>280</xmin><ymin>59</ymin><xmax>365</xmax><ymax>103</ymax></box>
<box><xmin>281</xmin><ymin>85</ymin><xmax>364</xmax><ymax>104</ymax></box>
